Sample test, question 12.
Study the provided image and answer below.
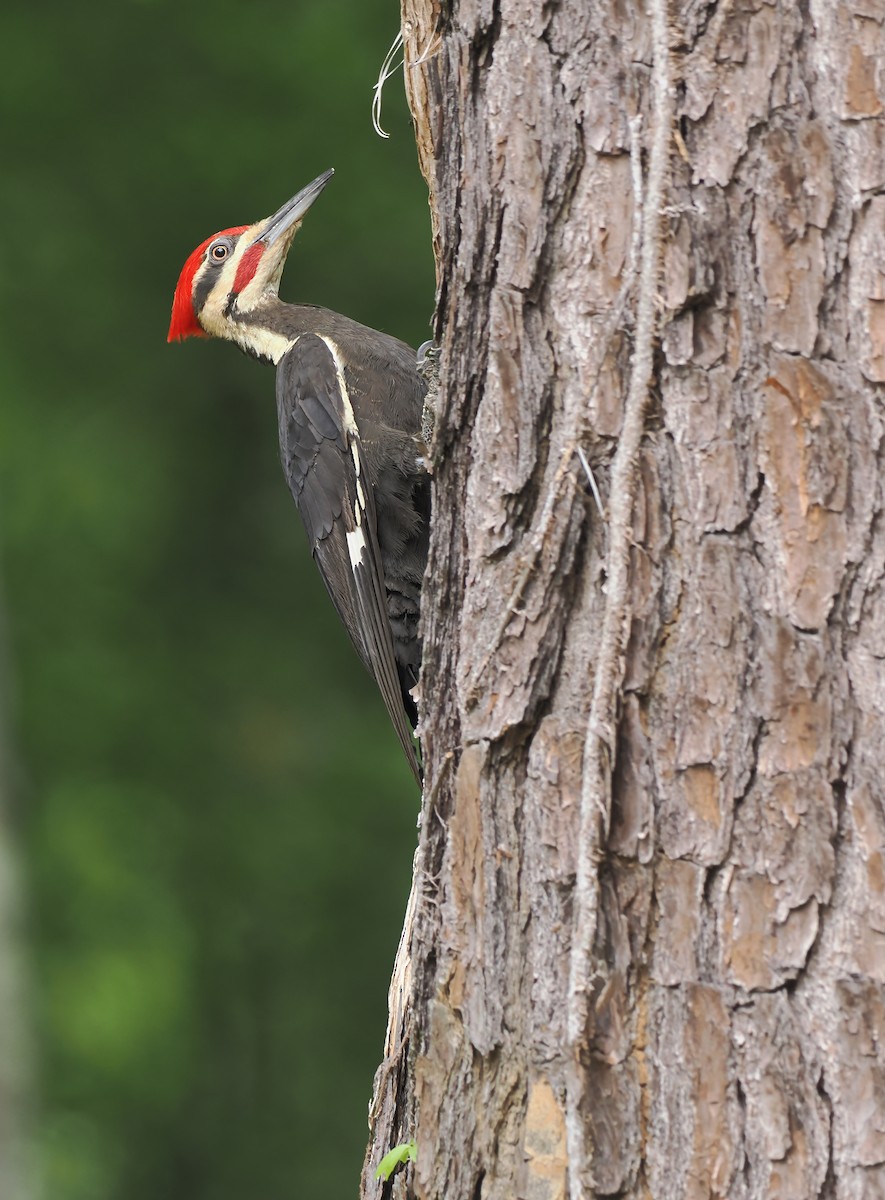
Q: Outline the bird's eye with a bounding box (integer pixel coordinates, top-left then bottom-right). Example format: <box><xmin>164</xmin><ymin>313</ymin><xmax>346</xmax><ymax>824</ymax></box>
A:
<box><xmin>209</xmin><ymin>242</ymin><xmax>229</xmax><ymax>262</ymax></box>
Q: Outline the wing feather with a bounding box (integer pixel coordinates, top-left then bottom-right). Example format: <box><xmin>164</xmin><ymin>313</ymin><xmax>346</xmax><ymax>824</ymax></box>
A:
<box><xmin>276</xmin><ymin>334</ymin><xmax>421</xmax><ymax>783</ymax></box>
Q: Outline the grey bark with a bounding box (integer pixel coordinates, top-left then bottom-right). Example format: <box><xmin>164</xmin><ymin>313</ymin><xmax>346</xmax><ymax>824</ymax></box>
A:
<box><xmin>362</xmin><ymin>2</ymin><xmax>885</xmax><ymax>1197</ymax></box>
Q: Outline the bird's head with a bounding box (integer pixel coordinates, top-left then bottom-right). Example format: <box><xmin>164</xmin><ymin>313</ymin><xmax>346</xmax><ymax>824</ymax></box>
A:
<box><xmin>167</xmin><ymin>168</ymin><xmax>334</xmax><ymax>349</ymax></box>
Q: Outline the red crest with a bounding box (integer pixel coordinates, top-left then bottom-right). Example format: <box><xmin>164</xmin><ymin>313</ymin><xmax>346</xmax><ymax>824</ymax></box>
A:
<box><xmin>167</xmin><ymin>226</ymin><xmax>249</xmax><ymax>342</ymax></box>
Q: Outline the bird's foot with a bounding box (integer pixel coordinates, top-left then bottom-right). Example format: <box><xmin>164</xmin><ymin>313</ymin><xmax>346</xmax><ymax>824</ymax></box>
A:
<box><xmin>416</xmin><ymin>339</ymin><xmax>440</xmax><ymax>381</ymax></box>
<box><xmin>416</xmin><ymin>341</ymin><xmax>441</xmax><ymax>464</ymax></box>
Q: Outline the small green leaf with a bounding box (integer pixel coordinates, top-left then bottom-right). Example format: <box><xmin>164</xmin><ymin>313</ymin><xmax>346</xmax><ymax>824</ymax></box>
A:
<box><xmin>375</xmin><ymin>1139</ymin><xmax>417</xmax><ymax>1181</ymax></box>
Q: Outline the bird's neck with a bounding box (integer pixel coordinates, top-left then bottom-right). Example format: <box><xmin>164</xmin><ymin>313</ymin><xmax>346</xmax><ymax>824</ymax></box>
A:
<box><xmin>228</xmin><ymin>297</ymin><xmax>312</xmax><ymax>365</ymax></box>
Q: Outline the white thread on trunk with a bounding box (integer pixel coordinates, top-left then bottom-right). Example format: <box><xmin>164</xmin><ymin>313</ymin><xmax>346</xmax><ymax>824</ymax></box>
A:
<box><xmin>372</xmin><ymin>29</ymin><xmax>404</xmax><ymax>139</ymax></box>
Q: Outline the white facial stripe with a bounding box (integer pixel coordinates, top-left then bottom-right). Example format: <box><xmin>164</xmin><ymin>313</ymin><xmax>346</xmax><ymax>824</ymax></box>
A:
<box><xmin>193</xmin><ymin>243</ymin><xmax>243</xmax><ymax>302</ymax></box>
<box><xmin>193</xmin><ymin>230</ymin><xmax>255</xmax><ymax>309</ymax></box>
<box><xmin>234</xmin><ymin>219</ymin><xmax>301</xmax><ymax>315</ymax></box>
<box><xmin>194</xmin><ymin>215</ymin><xmax>288</xmax><ymax>341</ymax></box>
<box><xmin>193</xmin><ymin>217</ymin><xmax>308</xmax><ymax>364</ymax></box>
<box><xmin>232</xmin><ymin>327</ymin><xmax>297</xmax><ymax>365</ymax></box>
<box><xmin>194</xmin><ymin>227</ymin><xmax>256</xmax><ymax>337</ymax></box>
<box><xmin>236</xmin><ymin>243</ymin><xmax>285</xmax><ymax>312</ymax></box>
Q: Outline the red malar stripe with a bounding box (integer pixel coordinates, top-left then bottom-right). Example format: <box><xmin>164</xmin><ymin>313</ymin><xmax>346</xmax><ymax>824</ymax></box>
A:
<box><xmin>232</xmin><ymin>242</ymin><xmax>265</xmax><ymax>295</ymax></box>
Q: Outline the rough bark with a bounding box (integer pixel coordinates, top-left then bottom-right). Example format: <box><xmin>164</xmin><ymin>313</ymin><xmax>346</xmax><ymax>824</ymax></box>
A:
<box><xmin>363</xmin><ymin>2</ymin><xmax>885</xmax><ymax>1198</ymax></box>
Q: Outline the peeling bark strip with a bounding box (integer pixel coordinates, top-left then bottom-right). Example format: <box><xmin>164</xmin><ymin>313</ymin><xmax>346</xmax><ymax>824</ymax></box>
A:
<box><xmin>565</xmin><ymin>1</ymin><xmax>671</xmax><ymax>1192</ymax></box>
<box><xmin>362</xmin><ymin>2</ymin><xmax>885</xmax><ymax>1198</ymax></box>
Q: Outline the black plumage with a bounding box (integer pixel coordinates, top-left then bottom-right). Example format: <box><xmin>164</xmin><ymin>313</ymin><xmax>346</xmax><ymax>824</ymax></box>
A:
<box><xmin>270</xmin><ymin>315</ymin><xmax>428</xmax><ymax>783</ymax></box>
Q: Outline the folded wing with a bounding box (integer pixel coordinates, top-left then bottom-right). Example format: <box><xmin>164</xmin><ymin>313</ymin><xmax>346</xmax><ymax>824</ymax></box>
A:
<box><xmin>276</xmin><ymin>333</ymin><xmax>421</xmax><ymax>784</ymax></box>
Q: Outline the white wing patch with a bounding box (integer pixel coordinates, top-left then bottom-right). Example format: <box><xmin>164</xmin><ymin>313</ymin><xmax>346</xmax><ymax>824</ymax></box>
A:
<box><xmin>318</xmin><ymin>335</ymin><xmax>360</xmax><ymax>436</ymax></box>
<box><xmin>350</xmin><ymin>438</ymin><xmax>368</xmax><ymax>539</ymax></box>
<box><xmin>315</xmin><ymin>333</ymin><xmax>372</xmax><ymax>575</ymax></box>
<box><xmin>346</xmin><ymin>525</ymin><xmax>367</xmax><ymax>570</ymax></box>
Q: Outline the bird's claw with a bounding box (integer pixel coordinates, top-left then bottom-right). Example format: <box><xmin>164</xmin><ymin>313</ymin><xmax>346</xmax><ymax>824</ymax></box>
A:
<box><xmin>417</xmin><ymin>341</ymin><xmax>441</xmax><ymax>459</ymax></box>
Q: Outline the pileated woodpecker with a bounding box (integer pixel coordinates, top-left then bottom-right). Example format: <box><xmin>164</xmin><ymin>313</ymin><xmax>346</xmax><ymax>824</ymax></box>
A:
<box><xmin>168</xmin><ymin>169</ymin><xmax>428</xmax><ymax>783</ymax></box>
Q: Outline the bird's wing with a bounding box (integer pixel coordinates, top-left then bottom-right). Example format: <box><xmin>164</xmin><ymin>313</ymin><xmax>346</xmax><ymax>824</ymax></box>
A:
<box><xmin>276</xmin><ymin>333</ymin><xmax>421</xmax><ymax>784</ymax></box>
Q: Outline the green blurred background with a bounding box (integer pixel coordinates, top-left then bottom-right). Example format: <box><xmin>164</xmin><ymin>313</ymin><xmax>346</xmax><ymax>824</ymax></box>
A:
<box><xmin>0</xmin><ymin>2</ymin><xmax>433</xmax><ymax>1196</ymax></box>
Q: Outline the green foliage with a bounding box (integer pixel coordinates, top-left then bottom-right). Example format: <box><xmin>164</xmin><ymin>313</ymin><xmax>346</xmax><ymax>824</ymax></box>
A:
<box><xmin>375</xmin><ymin>1139</ymin><xmax>417</xmax><ymax>1181</ymax></box>
<box><xmin>0</xmin><ymin>1</ymin><xmax>433</xmax><ymax>1197</ymax></box>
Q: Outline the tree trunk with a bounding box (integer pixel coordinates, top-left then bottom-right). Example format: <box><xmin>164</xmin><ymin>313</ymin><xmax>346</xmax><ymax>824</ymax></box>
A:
<box><xmin>363</xmin><ymin>2</ymin><xmax>885</xmax><ymax>1197</ymax></box>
